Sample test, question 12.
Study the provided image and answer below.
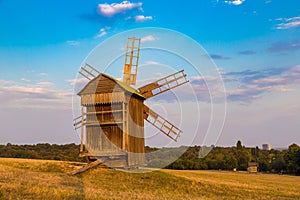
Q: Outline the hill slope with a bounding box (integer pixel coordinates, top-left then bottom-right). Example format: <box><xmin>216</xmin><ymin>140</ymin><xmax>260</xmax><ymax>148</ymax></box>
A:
<box><xmin>0</xmin><ymin>158</ymin><xmax>299</xmax><ymax>199</ymax></box>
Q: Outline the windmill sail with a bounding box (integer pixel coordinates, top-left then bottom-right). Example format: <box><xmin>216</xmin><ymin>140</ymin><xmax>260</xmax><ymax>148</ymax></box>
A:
<box><xmin>73</xmin><ymin>115</ymin><xmax>86</xmax><ymax>130</ymax></box>
<box><xmin>138</xmin><ymin>70</ymin><xmax>188</xmax><ymax>99</ymax></box>
<box><xmin>143</xmin><ymin>105</ymin><xmax>182</xmax><ymax>141</ymax></box>
<box><xmin>79</xmin><ymin>63</ymin><xmax>100</xmax><ymax>80</ymax></box>
<box><xmin>123</xmin><ymin>37</ymin><xmax>141</xmax><ymax>85</ymax></box>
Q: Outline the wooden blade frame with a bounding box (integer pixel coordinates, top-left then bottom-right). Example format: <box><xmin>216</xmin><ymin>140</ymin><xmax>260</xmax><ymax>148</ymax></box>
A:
<box><xmin>73</xmin><ymin>106</ymin><xmax>87</xmax><ymax>153</ymax></box>
<box><xmin>79</xmin><ymin>63</ymin><xmax>100</xmax><ymax>80</ymax></box>
<box><xmin>143</xmin><ymin>105</ymin><xmax>182</xmax><ymax>142</ymax></box>
<box><xmin>138</xmin><ymin>70</ymin><xmax>189</xmax><ymax>99</ymax></box>
<box><xmin>123</xmin><ymin>37</ymin><xmax>141</xmax><ymax>85</ymax></box>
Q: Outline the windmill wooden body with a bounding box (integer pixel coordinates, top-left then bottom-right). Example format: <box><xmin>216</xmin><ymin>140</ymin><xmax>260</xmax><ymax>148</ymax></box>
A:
<box><xmin>73</xmin><ymin>37</ymin><xmax>189</xmax><ymax>172</ymax></box>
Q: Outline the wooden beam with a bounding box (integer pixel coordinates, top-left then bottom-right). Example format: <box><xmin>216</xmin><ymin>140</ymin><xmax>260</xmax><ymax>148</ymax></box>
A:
<box><xmin>68</xmin><ymin>159</ymin><xmax>104</xmax><ymax>175</ymax></box>
<box><xmin>138</xmin><ymin>70</ymin><xmax>189</xmax><ymax>99</ymax></box>
<box><xmin>143</xmin><ymin>104</ymin><xmax>182</xmax><ymax>142</ymax></box>
<box><xmin>79</xmin><ymin>63</ymin><xmax>100</xmax><ymax>80</ymax></box>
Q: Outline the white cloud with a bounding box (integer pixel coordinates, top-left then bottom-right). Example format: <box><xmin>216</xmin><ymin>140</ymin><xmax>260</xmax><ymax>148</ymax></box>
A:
<box><xmin>95</xmin><ymin>27</ymin><xmax>110</xmax><ymax>38</ymax></box>
<box><xmin>135</xmin><ymin>15</ymin><xmax>153</xmax><ymax>22</ymax></box>
<box><xmin>97</xmin><ymin>1</ymin><xmax>142</xmax><ymax>17</ymax></box>
<box><xmin>276</xmin><ymin>16</ymin><xmax>300</xmax><ymax>29</ymax></box>
<box><xmin>225</xmin><ymin>0</ymin><xmax>245</xmax><ymax>5</ymax></box>
<box><xmin>141</xmin><ymin>35</ymin><xmax>156</xmax><ymax>43</ymax></box>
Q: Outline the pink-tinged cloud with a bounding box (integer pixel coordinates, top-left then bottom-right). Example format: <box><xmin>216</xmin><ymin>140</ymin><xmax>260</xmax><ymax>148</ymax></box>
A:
<box><xmin>224</xmin><ymin>65</ymin><xmax>300</xmax><ymax>103</ymax></box>
<box><xmin>135</xmin><ymin>15</ymin><xmax>153</xmax><ymax>22</ymax></box>
<box><xmin>97</xmin><ymin>1</ymin><xmax>142</xmax><ymax>17</ymax></box>
<box><xmin>276</xmin><ymin>16</ymin><xmax>300</xmax><ymax>29</ymax></box>
<box><xmin>0</xmin><ymin>81</ymin><xmax>72</xmax><ymax>109</ymax></box>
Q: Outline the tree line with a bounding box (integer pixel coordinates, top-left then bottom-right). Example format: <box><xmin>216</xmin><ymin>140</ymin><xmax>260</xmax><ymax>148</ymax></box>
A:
<box><xmin>146</xmin><ymin>141</ymin><xmax>300</xmax><ymax>175</ymax></box>
<box><xmin>0</xmin><ymin>143</ymin><xmax>85</xmax><ymax>162</ymax></box>
<box><xmin>0</xmin><ymin>141</ymin><xmax>299</xmax><ymax>175</ymax></box>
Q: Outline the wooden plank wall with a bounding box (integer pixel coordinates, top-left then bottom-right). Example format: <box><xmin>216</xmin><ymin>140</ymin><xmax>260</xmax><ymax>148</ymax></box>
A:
<box><xmin>127</xmin><ymin>95</ymin><xmax>145</xmax><ymax>166</ymax></box>
<box><xmin>81</xmin><ymin>92</ymin><xmax>125</xmax><ymax>105</ymax></box>
<box><xmin>85</xmin><ymin>104</ymin><xmax>124</xmax><ymax>155</ymax></box>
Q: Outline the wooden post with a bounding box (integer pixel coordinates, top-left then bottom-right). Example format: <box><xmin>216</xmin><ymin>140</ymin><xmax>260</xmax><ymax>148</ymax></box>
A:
<box><xmin>80</xmin><ymin>105</ymin><xmax>84</xmax><ymax>152</ymax></box>
<box><xmin>122</xmin><ymin>102</ymin><xmax>126</xmax><ymax>150</ymax></box>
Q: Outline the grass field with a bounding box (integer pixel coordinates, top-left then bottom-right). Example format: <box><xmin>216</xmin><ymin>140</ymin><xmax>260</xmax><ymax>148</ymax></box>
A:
<box><xmin>0</xmin><ymin>158</ymin><xmax>299</xmax><ymax>199</ymax></box>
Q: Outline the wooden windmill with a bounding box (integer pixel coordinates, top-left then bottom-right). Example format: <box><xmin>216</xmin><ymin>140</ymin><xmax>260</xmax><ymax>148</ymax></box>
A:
<box><xmin>72</xmin><ymin>37</ymin><xmax>189</xmax><ymax>173</ymax></box>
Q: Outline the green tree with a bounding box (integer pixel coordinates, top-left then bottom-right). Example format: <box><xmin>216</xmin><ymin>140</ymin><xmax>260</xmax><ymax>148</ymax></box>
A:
<box><xmin>225</xmin><ymin>154</ymin><xmax>238</xmax><ymax>170</ymax></box>
<box><xmin>237</xmin><ymin>140</ymin><xmax>242</xmax><ymax>150</ymax></box>
<box><xmin>258</xmin><ymin>160</ymin><xmax>270</xmax><ymax>172</ymax></box>
<box><xmin>284</xmin><ymin>144</ymin><xmax>300</xmax><ymax>175</ymax></box>
<box><xmin>271</xmin><ymin>156</ymin><xmax>286</xmax><ymax>173</ymax></box>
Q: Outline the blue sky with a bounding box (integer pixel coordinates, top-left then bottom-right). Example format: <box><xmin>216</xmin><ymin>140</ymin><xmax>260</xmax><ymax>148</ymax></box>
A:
<box><xmin>0</xmin><ymin>0</ymin><xmax>299</xmax><ymax>147</ymax></box>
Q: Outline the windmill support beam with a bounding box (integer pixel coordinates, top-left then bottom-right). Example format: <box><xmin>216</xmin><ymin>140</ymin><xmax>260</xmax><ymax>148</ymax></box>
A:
<box><xmin>68</xmin><ymin>159</ymin><xmax>105</xmax><ymax>175</ymax></box>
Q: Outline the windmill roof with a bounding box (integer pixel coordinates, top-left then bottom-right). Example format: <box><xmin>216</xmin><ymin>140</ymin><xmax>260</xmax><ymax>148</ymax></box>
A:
<box><xmin>78</xmin><ymin>73</ymin><xmax>145</xmax><ymax>99</ymax></box>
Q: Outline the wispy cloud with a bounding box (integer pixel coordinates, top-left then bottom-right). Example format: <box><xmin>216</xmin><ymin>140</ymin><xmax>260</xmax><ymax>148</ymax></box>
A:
<box><xmin>223</xmin><ymin>65</ymin><xmax>300</xmax><ymax>103</ymax></box>
<box><xmin>276</xmin><ymin>16</ymin><xmax>300</xmax><ymax>29</ymax></box>
<box><xmin>224</xmin><ymin>0</ymin><xmax>245</xmax><ymax>6</ymax></box>
<box><xmin>143</xmin><ymin>75</ymin><xmax>226</xmax><ymax>104</ymax></box>
<box><xmin>38</xmin><ymin>73</ymin><xmax>48</xmax><ymax>76</ymax></box>
<box><xmin>267</xmin><ymin>40</ymin><xmax>300</xmax><ymax>53</ymax></box>
<box><xmin>238</xmin><ymin>50</ymin><xmax>256</xmax><ymax>55</ymax></box>
<box><xmin>95</xmin><ymin>26</ymin><xmax>110</xmax><ymax>38</ymax></box>
<box><xmin>21</xmin><ymin>78</ymin><xmax>31</xmax><ymax>82</ymax></box>
<box><xmin>134</xmin><ymin>15</ymin><xmax>153</xmax><ymax>22</ymax></box>
<box><xmin>143</xmin><ymin>61</ymin><xmax>159</xmax><ymax>65</ymax></box>
<box><xmin>141</xmin><ymin>35</ymin><xmax>156</xmax><ymax>43</ymax></box>
<box><xmin>67</xmin><ymin>40</ymin><xmax>80</xmax><ymax>46</ymax></box>
<box><xmin>210</xmin><ymin>54</ymin><xmax>230</xmax><ymax>60</ymax></box>
<box><xmin>97</xmin><ymin>1</ymin><xmax>142</xmax><ymax>17</ymax></box>
<box><xmin>0</xmin><ymin>80</ymin><xmax>72</xmax><ymax>109</ymax></box>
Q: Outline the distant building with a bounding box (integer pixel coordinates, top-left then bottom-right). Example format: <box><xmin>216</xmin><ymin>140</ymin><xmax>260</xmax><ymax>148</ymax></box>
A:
<box><xmin>262</xmin><ymin>143</ymin><xmax>272</xmax><ymax>150</ymax></box>
<box><xmin>248</xmin><ymin>162</ymin><xmax>258</xmax><ymax>173</ymax></box>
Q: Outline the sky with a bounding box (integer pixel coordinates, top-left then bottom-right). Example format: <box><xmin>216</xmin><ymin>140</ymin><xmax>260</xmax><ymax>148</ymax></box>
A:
<box><xmin>0</xmin><ymin>0</ymin><xmax>299</xmax><ymax>148</ymax></box>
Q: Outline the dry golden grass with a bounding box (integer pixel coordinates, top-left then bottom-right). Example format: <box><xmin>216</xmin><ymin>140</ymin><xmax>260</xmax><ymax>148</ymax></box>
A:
<box><xmin>162</xmin><ymin>169</ymin><xmax>300</xmax><ymax>199</ymax></box>
<box><xmin>0</xmin><ymin>158</ymin><xmax>299</xmax><ymax>199</ymax></box>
